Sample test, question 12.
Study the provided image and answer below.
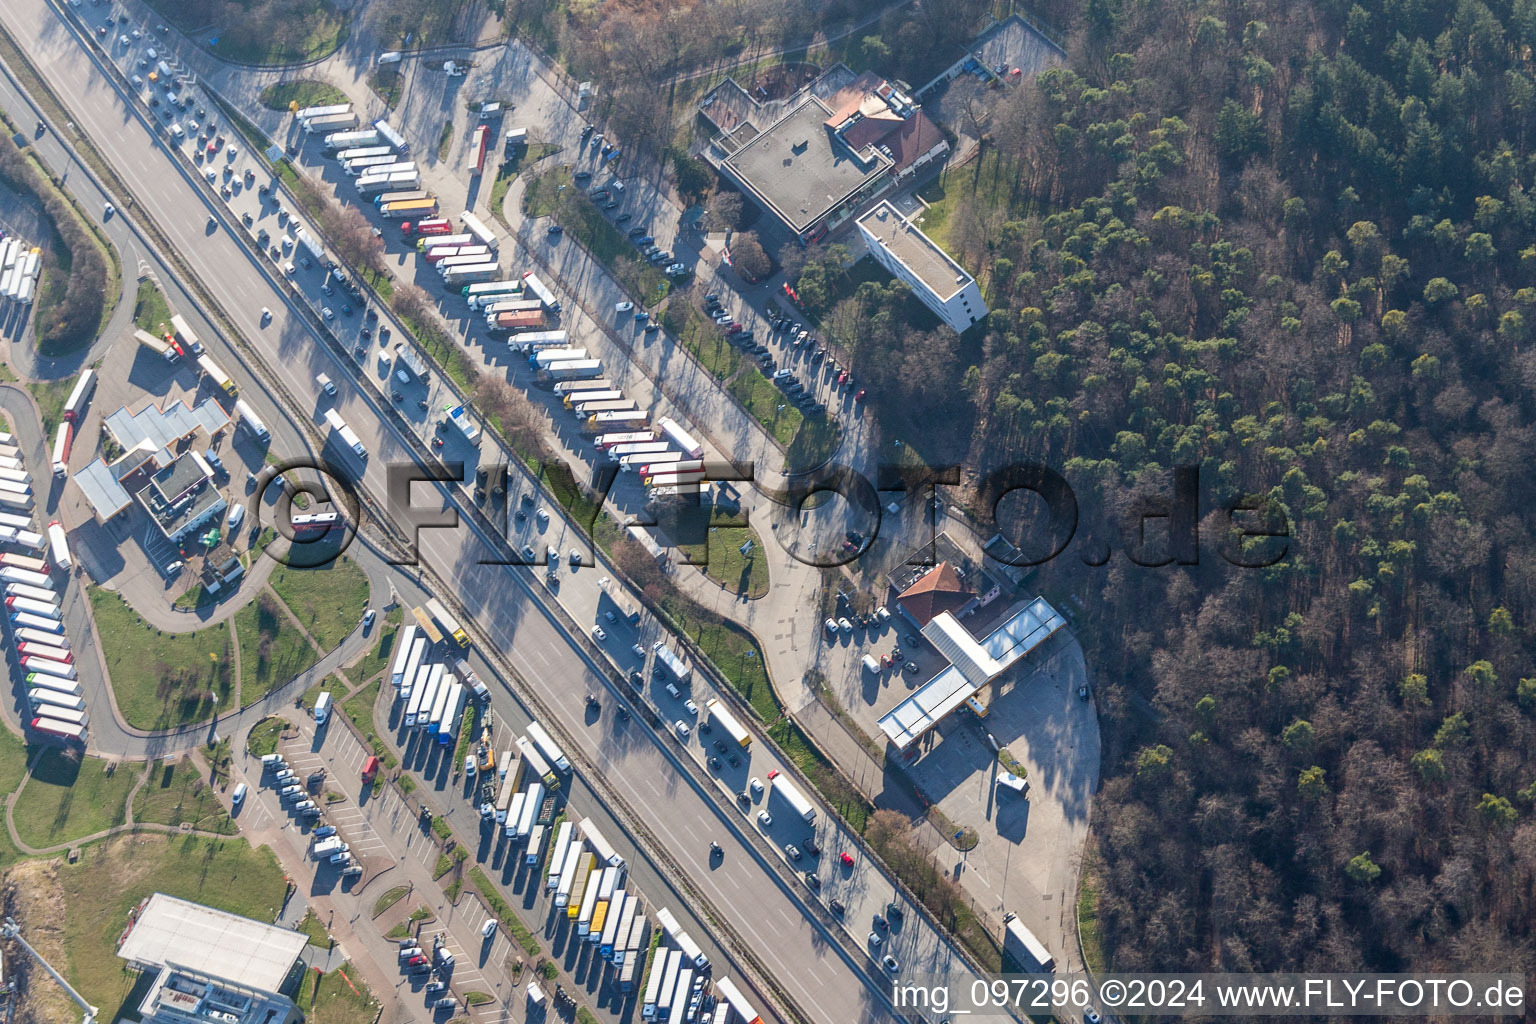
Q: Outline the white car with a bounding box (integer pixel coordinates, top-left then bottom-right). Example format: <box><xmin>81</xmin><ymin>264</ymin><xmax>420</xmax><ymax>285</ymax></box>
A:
<box><xmin>481</xmin><ymin>919</ymin><xmax>497</xmax><ymax>938</ymax></box>
<box><xmin>684</xmin><ymin>699</ymin><xmax>699</xmax><ymax>716</ymax></box>
<box><xmin>205</xmin><ymin>168</ymin><xmax>216</xmax><ymax>182</ymax></box>
<box><xmin>464</xmin><ymin>756</ymin><xmax>476</xmax><ymax>775</ymax></box>
<box><xmin>675</xmin><ymin>719</ymin><xmax>690</xmax><ymax>739</ymax></box>
<box><xmin>824</xmin><ymin>618</ymin><xmax>839</xmax><ymax>637</ymax></box>
<box><xmin>592</xmin><ymin>625</ymin><xmax>607</xmax><ymax>642</ymax></box>
<box><xmin>226</xmin><ymin>504</ymin><xmax>245</xmax><ymax>530</ymax></box>
<box><xmin>757</xmin><ymin>810</ymin><xmax>773</xmax><ymax>827</ymax></box>
<box><xmin>615</xmin><ymin>301</ymin><xmax>633</xmax><ymax>313</ymax></box>
<box><xmin>322</xmin><ymin>307</ymin><xmax>335</xmax><ymax>320</ymax></box>
<box><xmin>748</xmin><ymin>777</ymin><xmax>763</xmax><ymax>795</ymax></box>
<box><xmin>362</xmin><ymin>608</ymin><xmax>376</xmax><ymax>628</ymax></box>
<box><xmin>103</xmin><ymin>201</ymin><xmax>115</xmax><ymax>217</ymax></box>
<box><xmin>837</xmin><ymin>617</ymin><xmax>853</xmax><ymax>633</ymax></box>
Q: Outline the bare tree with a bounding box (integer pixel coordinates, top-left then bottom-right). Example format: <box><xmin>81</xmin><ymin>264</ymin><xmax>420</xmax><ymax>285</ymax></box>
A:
<box><xmin>731</xmin><ymin>231</ymin><xmax>772</xmax><ymax>280</ymax></box>
<box><xmin>707</xmin><ymin>190</ymin><xmax>745</xmax><ymax>231</ymax></box>
<box><xmin>390</xmin><ymin>282</ymin><xmax>433</xmax><ymax>325</ymax></box>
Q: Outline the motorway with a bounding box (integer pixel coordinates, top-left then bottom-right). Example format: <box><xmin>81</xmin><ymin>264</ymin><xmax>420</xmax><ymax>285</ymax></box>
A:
<box><xmin>0</xmin><ymin>4</ymin><xmax>976</xmax><ymax>1024</ymax></box>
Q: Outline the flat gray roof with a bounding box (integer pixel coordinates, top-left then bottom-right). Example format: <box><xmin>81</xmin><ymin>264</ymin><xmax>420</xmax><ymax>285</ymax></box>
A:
<box><xmin>74</xmin><ymin>459</ymin><xmax>133</xmax><ymax>519</ymax></box>
<box><xmin>858</xmin><ymin>201</ymin><xmax>971</xmax><ymax>301</ymax></box>
<box><xmin>118</xmin><ymin>893</ymin><xmax>308</xmax><ymax>993</ymax></box>
<box><xmin>724</xmin><ymin>99</ymin><xmax>888</xmax><ymax>234</ymax></box>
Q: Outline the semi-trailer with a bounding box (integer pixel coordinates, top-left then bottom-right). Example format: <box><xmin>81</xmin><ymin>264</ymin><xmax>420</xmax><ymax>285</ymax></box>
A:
<box><xmin>26</xmin><ymin>673</ymin><xmax>81</xmax><ymax>696</ymax></box>
<box><xmin>63</xmin><ymin>368</ymin><xmax>96</xmax><ymax>423</ymax></box>
<box><xmin>27</xmin><ymin>688</ymin><xmax>85</xmax><ymax>714</ymax></box>
<box><xmin>520</xmin><ymin>272</ymin><xmax>561</xmax><ymax>311</ymax></box>
<box><xmin>414</xmin><ymin>664</ymin><xmax>444</xmax><ymax>729</ymax></box>
<box><xmin>45</xmin><ymin>522</ymin><xmax>70</xmax><ymax>573</ymax></box>
<box><xmin>588</xmin><ymin>895</ymin><xmax>611</xmax><ymax>944</ymax></box>
<box><xmin>437</xmin><ymin>682</ymin><xmax>467</xmax><ymax>745</ymax></box>
<box><xmin>515</xmin><ymin>735</ymin><xmax>558</xmax><ymax>788</ymax></box>
<box><xmin>356</xmin><ymin>172</ymin><xmax>421</xmax><ymax>195</ymax></box>
<box><xmin>563</xmin><ymin>851</ymin><xmax>596</xmax><ymax>914</ymax></box>
<box><xmin>770</xmin><ymin>775</ymin><xmax>817</xmax><ymax>823</ymax></box>
<box><xmin>380</xmin><ymin>198</ymin><xmax>438</xmax><ymax>219</ymax></box>
<box><xmin>426</xmin><ymin>597</ymin><xmax>470</xmax><ymax>647</ymax></box>
<box><xmin>554</xmin><ymin>840</ymin><xmax>586</xmax><ymax>905</ymax></box>
<box><xmin>436</xmin><ymin>251</ymin><xmax>496</xmax><ymax>272</ymax></box>
<box><xmin>17</xmin><ymin>641</ymin><xmax>72</xmax><ymax>664</ymax></box>
<box><xmin>620</xmin><ymin>451</ymin><xmax>684</xmax><ymax>472</ymax></box>
<box><xmin>233</xmin><ymin>400</ymin><xmax>270</xmax><ymax>443</ymax></box>
<box><xmin>642</xmin><ymin>949</ymin><xmax>676</xmax><ymax>1018</ymax></box>
<box><xmin>655</xmin><ymin>907</ymin><xmax>710</xmax><ymax>970</ymax></box>
<box><xmin>575</xmin><ymin>399</ymin><xmax>637</xmax><ymax>417</ymax></box>
<box><xmin>423</xmin><ymin>244</ymin><xmax>470</xmax><ymax>264</ymax></box>
<box><xmin>495</xmin><ymin>770</ymin><xmax>518</xmax><ymax>822</ymax></box>
<box><xmin>564</xmin><ymin>390</ymin><xmax>626</xmax><ymax>409</ymax></box>
<box><xmin>344</xmin><ymin>154</ymin><xmax>399</xmax><ymax>175</ymax></box>
<box><xmin>30</xmin><ymin>716</ymin><xmax>86</xmax><ymax>743</ymax></box>
<box><xmin>20</xmin><ymin>656</ymin><xmax>75</xmax><ymax>680</ymax></box>
<box><xmin>705</xmin><ymin>700</ymin><xmax>752</xmax><ymax>748</ymax></box>
<box><xmin>133</xmin><ymin>328</ymin><xmax>179</xmax><ymax>362</ymax></box>
<box><xmin>14</xmin><ymin>622</ymin><xmax>66</xmax><ymax>643</ymax></box>
<box><xmin>323</xmin><ymin>409</ymin><xmax>368</xmax><ymax>458</ymax></box>
<box><xmin>524</xmin><ymin>823</ymin><xmax>547</xmax><ymax>866</ymax></box>
<box><xmin>335</xmin><ymin>145</ymin><xmax>395</xmax><ymax>162</ymax></box>
<box><xmin>7</xmin><ymin>583</ymin><xmax>57</xmax><ymax>605</ymax></box>
<box><xmin>425</xmin><ymin>670</ymin><xmax>453</xmax><ymax>734</ymax></box>
<box><xmin>441</xmin><ymin>262</ymin><xmax>500</xmax><ymax>285</ymax></box>
<box><xmin>404</xmin><ymin>217</ymin><xmax>453</xmax><ymax>236</ymax></box>
<box><xmin>525</xmin><ymin>721</ymin><xmax>571</xmax><ymax>773</ymax></box>
<box><xmin>597</xmin><ymin>431</ymin><xmax>660</xmax><ymax>449</ymax></box>
<box><xmin>481</xmin><ymin>298</ymin><xmax>543</xmax><ymax>317</ymax></box>
<box><xmin>656</xmin><ymin>416</ymin><xmax>705</xmax><ymax>459</ymax></box>
<box><xmin>49</xmin><ymin>423</ymin><xmax>70</xmax><ymax>477</ymax></box>
<box><xmin>323</xmin><ymin>129</ymin><xmax>381</xmax><ymax>151</ymax></box>
<box><xmin>403</xmin><ymin>667</ymin><xmax>429</xmax><ymax>727</ymax></box>
<box><xmin>0</xmin><ymin>553</ymin><xmax>48</xmax><ymax>574</ymax></box>
<box><xmin>373</xmin><ymin>119</ymin><xmax>410</xmax><ymax>153</ymax></box>
<box><xmin>509</xmin><ymin>330</ymin><xmax>572</xmax><ymax>351</ymax></box>
<box><xmin>196</xmin><ymin>354</ymin><xmax>237</xmax><ymax>395</ymax></box>
<box><xmin>38</xmin><ymin>706</ymin><xmax>89</xmax><ymax>728</ymax></box>
<box><xmin>503</xmin><ymin>793</ymin><xmax>527</xmax><ymax>841</ymax></box>
<box><xmin>487</xmin><ymin>309</ymin><xmax>547</xmax><ymax>332</ymax></box>
<box><xmin>460</xmin><ymin>211</ymin><xmax>498</xmax><ymax>249</ymax></box>
<box><xmin>713</xmin><ymin>979</ymin><xmax>764</xmax><ymax>1024</ymax></box>
<box><xmin>644</xmin><ymin>470</ymin><xmax>707</xmax><ymax>489</ymax></box>
<box><xmin>295</xmin><ymin>103</ymin><xmax>352</xmax><ymax>121</ymax></box>
<box><xmin>554</xmin><ymin>378</ymin><xmax>613</xmax><ymax>397</ymax></box>
<box><xmin>0</xmin><ymin>493</ymin><xmax>33</xmax><ymax>513</ymax></box>
<box><xmin>585</xmin><ymin>410</ymin><xmax>649</xmax><ymax>432</ymax></box>
<box><xmin>0</xmin><ymin>527</ymin><xmax>46</xmax><ymax>553</ymax></box>
<box><xmin>651</xmin><ymin>643</ymin><xmax>692</xmax><ymax>686</ymax></box>
<box><xmin>6</xmin><ymin>597</ymin><xmax>59</xmax><ymax>619</ymax></box>
<box><xmin>0</xmin><ymin>567</ymin><xmax>49</xmax><ymax>589</ymax></box>
<box><xmin>416</xmin><ymin>232</ymin><xmax>472</xmax><ymax>251</ymax></box>
<box><xmin>374</xmin><ymin>188</ymin><xmax>429</xmax><ymax>207</ymax></box>
<box><xmin>578</xmin><ymin>817</ymin><xmax>624</xmax><ymax>869</ymax></box>
<box><xmin>514</xmin><ymin>782</ymin><xmax>543</xmax><ymax>839</ymax></box>
<box><xmin>389</xmin><ymin>624</ymin><xmax>420</xmax><ymax>687</ymax></box>
<box><xmin>575</xmin><ymin>867</ymin><xmax>602</xmax><ymax>932</ymax></box>
<box><xmin>1002</xmin><ymin>911</ymin><xmax>1057</xmax><ymax>972</ymax></box>
<box><xmin>463</xmin><ymin>280</ymin><xmax>523</xmax><ymax>305</ymax></box>
<box><xmin>617</xmin><ymin>915</ymin><xmax>648</xmax><ymax>989</ymax></box>
<box><xmin>530</xmin><ymin>347</ymin><xmax>588</xmax><ymax>369</ymax></box>
<box><xmin>303</xmin><ymin>112</ymin><xmax>358</xmax><ymax>133</ymax></box>
<box><xmin>665</xmin><ymin>968</ymin><xmax>694</xmax><ymax>1024</ymax></box>
<box><xmin>546</xmin><ymin>822</ymin><xmax>574</xmax><ymax>890</ymax></box>
<box><xmin>601</xmin><ymin>892</ymin><xmax>632</xmax><ymax>959</ymax></box>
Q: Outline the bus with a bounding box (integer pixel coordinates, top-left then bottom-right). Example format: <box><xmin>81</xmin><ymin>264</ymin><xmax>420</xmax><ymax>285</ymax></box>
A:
<box><xmin>520</xmin><ymin>271</ymin><xmax>560</xmax><ymax>311</ymax></box>
<box><xmin>291</xmin><ymin>512</ymin><xmax>343</xmax><ymax>538</ymax></box>
<box><xmin>524</xmin><ymin>721</ymin><xmax>570</xmax><ymax>773</ymax></box>
<box><xmin>196</xmin><ymin>354</ymin><xmax>237</xmax><ymax>395</ymax></box>
<box><xmin>460</xmin><ymin>210</ymin><xmax>498</xmax><ymax>249</ymax></box>
<box><xmin>30</xmin><ymin>716</ymin><xmax>86</xmax><ymax>743</ymax></box>
<box><xmin>63</xmin><ymin>369</ymin><xmax>95</xmax><ymax>422</ymax></box>
<box><xmin>426</xmin><ymin>597</ymin><xmax>470</xmax><ymax>647</ymax></box>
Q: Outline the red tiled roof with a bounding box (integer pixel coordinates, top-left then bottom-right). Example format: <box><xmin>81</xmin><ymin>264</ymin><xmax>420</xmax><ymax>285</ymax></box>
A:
<box><xmin>897</xmin><ymin>561</ymin><xmax>972</xmax><ymax>626</ymax></box>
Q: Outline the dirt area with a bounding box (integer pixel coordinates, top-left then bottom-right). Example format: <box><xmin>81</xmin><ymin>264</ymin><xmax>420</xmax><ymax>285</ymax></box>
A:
<box><xmin>748</xmin><ymin>63</ymin><xmax>822</xmax><ymax>102</ymax></box>
<box><xmin>1</xmin><ymin>860</ymin><xmax>74</xmax><ymax>1024</ymax></box>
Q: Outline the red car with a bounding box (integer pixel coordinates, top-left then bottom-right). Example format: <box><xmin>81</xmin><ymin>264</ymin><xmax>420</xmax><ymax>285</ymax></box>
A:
<box><xmin>840</xmin><ymin>852</ymin><xmax>855</xmax><ymax>866</ymax></box>
<box><xmin>855</xmin><ymin>388</ymin><xmax>866</xmax><ymax>402</ymax></box>
<box><xmin>767</xmin><ymin>769</ymin><xmax>779</xmax><ymax>780</ymax></box>
<box><xmin>406</xmin><ymin>955</ymin><xmax>426</xmax><ymax>966</ymax></box>
<box><xmin>837</xmin><ymin>371</ymin><xmax>849</xmax><ymax>385</ymax></box>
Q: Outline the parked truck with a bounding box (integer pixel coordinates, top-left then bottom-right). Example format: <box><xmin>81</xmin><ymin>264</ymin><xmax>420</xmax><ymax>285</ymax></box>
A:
<box><xmin>133</xmin><ymin>328</ymin><xmax>179</xmax><ymax>362</ymax></box>
<box><xmin>44</xmin><ymin>522</ymin><xmax>70</xmax><ymax>574</ymax></box>
<box><xmin>304</xmin><ymin>111</ymin><xmax>357</xmax><ymax>133</ymax></box>
<box><xmin>234</xmin><ymin>399</ymin><xmax>270</xmax><ymax>442</ymax></box>
<box><xmin>651</xmin><ymin>642</ymin><xmax>692</xmax><ymax>686</ymax></box>
<box><xmin>657</xmin><ymin>416</ymin><xmax>705</xmax><ymax>459</ymax></box>
<box><xmin>324</xmin><ymin>128</ymin><xmax>381</xmax><ymax>151</ymax></box>
<box><xmin>546</xmin><ymin>360</ymin><xmax>604</xmax><ymax>381</ymax></box>
<box><xmin>655</xmin><ymin>907</ymin><xmax>709</xmax><ymax>970</ymax></box>
<box><xmin>487</xmin><ymin>309</ymin><xmax>547</xmax><ymax>332</ymax></box>
<box><xmin>1002</xmin><ymin>911</ymin><xmax>1057</xmax><ymax>972</ymax></box>
<box><xmin>381</xmin><ymin>197</ymin><xmax>438</xmax><ymax>219</ymax></box>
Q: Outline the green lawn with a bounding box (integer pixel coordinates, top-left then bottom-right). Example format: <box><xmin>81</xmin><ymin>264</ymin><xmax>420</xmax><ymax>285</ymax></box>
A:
<box><xmin>132</xmin><ymin>279</ymin><xmax>173</xmax><ymax>334</ymax></box>
<box><xmin>294</xmin><ymin>963</ymin><xmax>382</xmax><ymax>1024</ymax></box>
<box><xmin>259</xmin><ymin>80</ymin><xmax>348</xmax><ymax>111</ymax></box>
<box><xmin>659</xmin><ymin>594</ymin><xmax>778</xmax><ymax>725</ymax></box>
<box><xmin>132</xmin><ymin>756</ymin><xmax>238</xmax><ymax>835</ymax></box>
<box><xmin>296</xmin><ymin>908</ymin><xmax>332</xmax><ymax>948</ymax></box>
<box><xmin>144</xmin><ymin>0</ymin><xmax>348</xmax><ymax>65</ymax></box>
<box><xmin>524</xmin><ymin>167</ymin><xmax>670</xmax><ymax>305</ymax></box>
<box><xmin>347</xmin><ymin>609</ymin><xmax>402</xmax><ymax>686</ymax></box>
<box><xmin>246</xmin><ymin>717</ymin><xmax>286</xmax><ymax>757</ymax></box>
<box><xmin>235</xmin><ymin>592</ymin><xmax>322</xmax><ymax>704</ymax></box>
<box><xmin>372</xmin><ymin>885</ymin><xmax>408</xmax><ymax>918</ymax></box>
<box><xmin>89</xmin><ymin>589</ymin><xmax>235</xmax><ymax>729</ymax></box>
<box><xmin>266</xmin><ymin>555</ymin><xmax>369</xmax><ymax>650</ymax></box>
<box><xmin>12</xmin><ymin>751</ymin><xmax>141</xmax><ymax>849</ymax></box>
<box><xmin>342</xmin><ymin>680</ymin><xmax>398</xmax><ymax>770</ymax></box>
<box><xmin>438</xmin><ymin>120</ymin><xmax>455</xmax><ymax>162</ymax></box>
<box><xmin>728</xmin><ymin>367</ymin><xmax>806</xmax><ymax>447</ymax></box>
<box><xmin>0</xmin><ymin>730</ymin><xmax>35</xmax><ymax>869</ymax></box>
<box><xmin>671</xmin><ymin>506</ymin><xmax>770</xmax><ymax>598</ymax></box>
<box><xmin>29</xmin><ymin>373</ymin><xmax>77</xmax><ymax>438</ymax></box>
<box><xmin>56</xmin><ymin>835</ymin><xmax>287</xmax><ymax>1018</ymax></box>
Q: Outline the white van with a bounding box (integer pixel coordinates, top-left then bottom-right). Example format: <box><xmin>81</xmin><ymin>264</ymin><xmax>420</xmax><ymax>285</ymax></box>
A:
<box><xmin>168</xmin><ymin>123</ymin><xmax>184</xmax><ymax>140</ymax></box>
<box><xmin>232</xmin><ymin>782</ymin><xmax>248</xmax><ymax>803</ymax></box>
<box><xmin>314</xmin><ymin>691</ymin><xmax>332</xmax><ymax>723</ymax></box>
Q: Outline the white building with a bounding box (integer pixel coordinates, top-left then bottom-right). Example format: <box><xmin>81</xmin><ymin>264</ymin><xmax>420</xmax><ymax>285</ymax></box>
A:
<box><xmin>116</xmin><ymin>893</ymin><xmax>309</xmax><ymax>1024</ymax></box>
<box><xmin>856</xmin><ymin>201</ymin><xmax>987</xmax><ymax>333</ymax></box>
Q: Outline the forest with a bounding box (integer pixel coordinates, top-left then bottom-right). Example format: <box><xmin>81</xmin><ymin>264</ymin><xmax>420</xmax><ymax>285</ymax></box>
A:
<box><xmin>808</xmin><ymin>0</ymin><xmax>1536</xmax><ymax>979</ymax></box>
